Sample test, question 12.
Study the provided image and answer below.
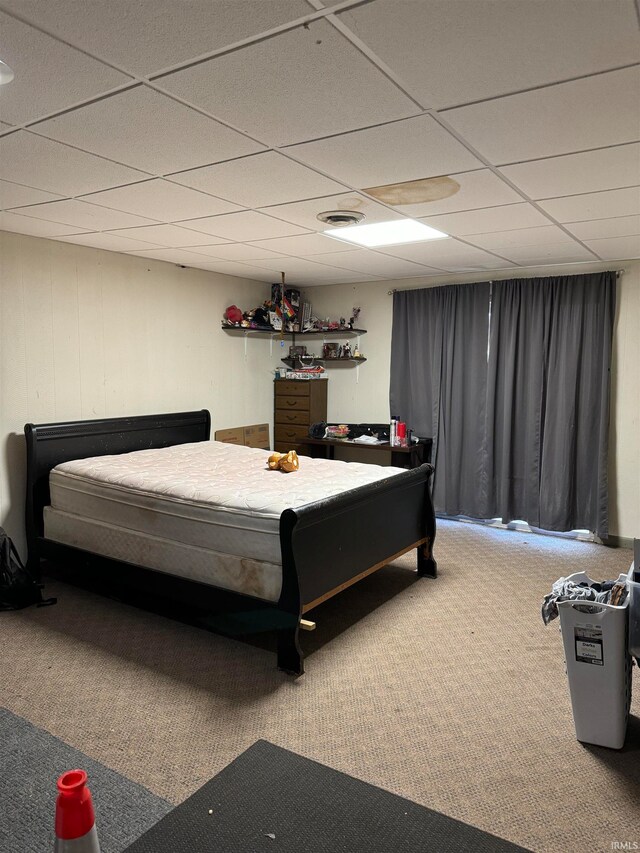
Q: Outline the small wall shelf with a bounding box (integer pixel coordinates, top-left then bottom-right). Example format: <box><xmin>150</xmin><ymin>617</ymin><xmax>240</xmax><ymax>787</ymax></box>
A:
<box><xmin>222</xmin><ymin>325</ymin><xmax>367</xmax><ymax>337</ymax></box>
<box><xmin>281</xmin><ymin>356</ymin><xmax>367</xmax><ymax>367</ymax></box>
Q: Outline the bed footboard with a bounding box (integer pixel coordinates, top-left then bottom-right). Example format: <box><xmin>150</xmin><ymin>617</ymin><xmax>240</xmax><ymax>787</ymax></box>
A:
<box><xmin>277</xmin><ymin>464</ymin><xmax>436</xmax><ymax>675</ymax></box>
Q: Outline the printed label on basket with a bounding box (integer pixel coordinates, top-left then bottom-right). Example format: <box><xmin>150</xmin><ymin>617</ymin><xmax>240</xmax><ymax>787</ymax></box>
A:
<box><xmin>574</xmin><ymin>625</ymin><xmax>604</xmax><ymax>665</ymax></box>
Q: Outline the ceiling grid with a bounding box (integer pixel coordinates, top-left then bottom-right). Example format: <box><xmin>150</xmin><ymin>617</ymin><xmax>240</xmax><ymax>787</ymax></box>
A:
<box><xmin>0</xmin><ymin>0</ymin><xmax>637</xmax><ymax>284</ymax></box>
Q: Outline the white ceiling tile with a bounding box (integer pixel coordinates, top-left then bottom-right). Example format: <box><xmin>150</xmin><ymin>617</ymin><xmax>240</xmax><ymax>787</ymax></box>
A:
<box><xmin>33</xmin><ymin>86</ymin><xmax>265</xmax><ymax>174</ymax></box>
<box><xmin>104</xmin><ymin>224</ymin><xmax>231</xmax><ymax>248</ymax></box>
<box><xmin>81</xmin><ymin>179</ymin><xmax>242</xmax><ymax>222</ymax></box>
<box><xmin>382</xmin><ymin>169</ymin><xmax>523</xmax><ymax>217</ymax></box>
<box><xmin>443</xmin><ymin>67</ymin><xmax>640</xmax><ymax>164</ymax></box>
<box><xmin>337</xmin><ymin>0</ymin><xmax>640</xmax><ymax>108</ymax></box>
<box><xmin>286</xmin><ymin>115</ymin><xmax>481</xmax><ymax>187</ymax></box>
<box><xmin>314</xmin><ymin>249</ymin><xmax>438</xmax><ymax>277</ymax></box>
<box><xmin>248</xmin><ymin>233</ymin><xmax>358</xmax><ymax>256</ymax></box>
<box><xmin>0</xmin><ymin>211</ymin><xmax>90</xmax><ymax>238</ymax></box>
<box><xmin>248</xmin><ymin>255</ymin><xmax>362</xmax><ymax>276</ymax></box>
<box><xmin>296</xmin><ymin>270</ymin><xmax>386</xmax><ymax>284</ymax></box>
<box><xmin>421</xmin><ymin>203</ymin><xmax>551</xmax><ymax>236</ymax></box>
<box><xmin>178</xmin><ymin>210</ymin><xmax>311</xmax><ymax>241</ymax></box>
<box><xmin>261</xmin><ymin>193</ymin><xmax>402</xmax><ymax>232</ymax></box>
<box><xmin>0</xmin><ymin>131</ymin><xmax>148</xmax><ymax>195</ymax></box>
<box><xmin>564</xmin><ymin>216</ymin><xmax>640</xmax><ymax>241</ymax></box>
<box><xmin>157</xmin><ymin>20</ymin><xmax>418</xmax><ymax>146</ymax></box>
<box><xmin>378</xmin><ymin>239</ymin><xmax>511</xmax><ymax>271</ymax></box>
<box><xmin>13</xmin><ymin>199</ymin><xmax>158</xmax><ymax>231</ymax></box>
<box><xmin>500</xmin><ymin>144</ymin><xmax>640</xmax><ymax>200</ymax></box>
<box><xmin>257</xmin><ymin>261</ymin><xmax>385</xmax><ymax>285</ymax></box>
<box><xmin>122</xmin><ymin>247</ymin><xmax>233</xmax><ymax>264</ymax></box>
<box><xmin>190</xmin><ymin>260</ymin><xmax>276</xmax><ymax>281</ymax></box>
<box><xmin>0</xmin><ymin>180</ymin><xmax>64</xmax><ymax>210</ymax></box>
<box><xmin>498</xmin><ymin>243</ymin><xmax>597</xmax><ymax>265</ymax></box>
<box><xmin>538</xmin><ymin>187</ymin><xmax>640</xmax><ymax>223</ymax></box>
<box><xmin>165</xmin><ymin>242</ymin><xmax>248</xmax><ymax>258</ymax></box>
<box><xmin>268</xmin><ymin>264</ymin><xmax>381</xmax><ymax>287</ymax></box>
<box><xmin>54</xmin><ymin>232</ymin><xmax>162</xmax><ymax>251</ymax></box>
<box><xmin>464</xmin><ymin>226</ymin><xmax>577</xmax><ymax>251</ymax></box>
<box><xmin>0</xmin><ymin>11</ymin><xmax>130</xmax><ymax>125</ymax></box>
<box><xmin>185</xmin><ymin>243</ymin><xmax>287</xmax><ymax>262</ymax></box>
<box><xmin>1</xmin><ymin>0</ymin><xmax>310</xmax><ymax>76</ymax></box>
<box><xmin>0</xmin><ymin>122</ymin><xmax>13</xmax><ymax>129</ymax></box>
<box><xmin>584</xmin><ymin>235</ymin><xmax>640</xmax><ymax>260</ymax></box>
<box><xmin>169</xmin><ymin>151</ymin><xmax>347</xmax><ymax>207</ymax></box>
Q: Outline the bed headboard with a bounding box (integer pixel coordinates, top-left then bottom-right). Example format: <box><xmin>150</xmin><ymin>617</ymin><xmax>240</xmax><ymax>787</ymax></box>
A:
<box><xmin>24</xmin><ymin>409</ymin><xmax>211</xmax><ymax>564</ymax></box>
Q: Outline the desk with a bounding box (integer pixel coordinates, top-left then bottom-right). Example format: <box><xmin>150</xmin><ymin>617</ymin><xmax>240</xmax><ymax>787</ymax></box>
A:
<box><xmin>305</xmin><ymin>436</ymin><xmax>432</xmax><ymax>469</ymax></box>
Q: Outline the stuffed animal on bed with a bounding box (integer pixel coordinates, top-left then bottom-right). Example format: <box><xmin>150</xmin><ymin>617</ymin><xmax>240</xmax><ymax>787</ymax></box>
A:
<box><xmin>267</xmin><ymin>450</ymin><xmax>299</xmax><ymax>473</ymax></box>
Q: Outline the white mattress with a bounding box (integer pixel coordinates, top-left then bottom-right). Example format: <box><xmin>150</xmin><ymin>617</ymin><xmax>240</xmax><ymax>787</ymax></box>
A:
<box><xmin>45</xmin><ymin>441</ymin><xmax>404</xmax><ymax>601</ymax></box>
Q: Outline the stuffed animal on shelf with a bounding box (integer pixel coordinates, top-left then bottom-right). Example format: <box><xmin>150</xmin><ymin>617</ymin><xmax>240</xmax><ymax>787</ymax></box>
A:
<box><xmin>267</xmin><ymin>450</ymin><xmax>300</xmax><ymax>473</ymax></box>
<box><xmin>223</xmin><ymin>304</ymin><xmax>243</xmax><ymax>325</ymax></box>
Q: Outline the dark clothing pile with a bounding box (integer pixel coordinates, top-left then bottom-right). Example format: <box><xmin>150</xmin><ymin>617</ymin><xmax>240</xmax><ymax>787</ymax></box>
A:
<box><xmin>542</xmin><ymin>577</ymin><xmax>628</xmax><ymax>625</ymax></box>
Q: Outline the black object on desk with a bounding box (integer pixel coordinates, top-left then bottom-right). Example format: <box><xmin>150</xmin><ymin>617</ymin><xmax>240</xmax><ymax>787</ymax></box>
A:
<box><xmin>305</xmin><ymin>435</ymin><xmax>432</xmax><ymax>469</ymax></box>
<box><xmin>123</xmin><ymin>740</ymin><xmax>531</xmax><ymax>853</ymax></box>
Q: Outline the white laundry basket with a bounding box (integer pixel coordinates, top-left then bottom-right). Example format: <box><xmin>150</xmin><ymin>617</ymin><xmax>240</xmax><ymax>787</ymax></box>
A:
<box><xmin>628</xmin><ymin>557</ymin><xmax>640</xmax><ymax>660</ymax></box>
<box><xmin>558</xmin><ymin>571</ymin><xmax>631</xmax><ymax>749</ymax></box>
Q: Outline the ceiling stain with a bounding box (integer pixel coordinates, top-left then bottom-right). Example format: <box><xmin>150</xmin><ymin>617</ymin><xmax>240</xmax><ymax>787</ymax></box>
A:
<box><xmin>336</xmin><ymin>196</ymin><xmax>366</xmax><ymax>210</ymax></box>
<box><xmin>362</xmin><ymin>176</ymin><xmax>461</xmax><ymax>206</ymax></box>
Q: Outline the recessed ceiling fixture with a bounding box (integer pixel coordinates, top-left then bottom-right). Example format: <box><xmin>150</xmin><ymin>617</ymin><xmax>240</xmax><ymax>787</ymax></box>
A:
<box><xmin>0</xmin><ymin>59</ymin><xmax>15</xmax><ymax>85</ymax></box>
<box><xmin>316</xmin><ymin>210</ymin><xmax>365</xmax><ymax>227</ymax></box>
<box><xmin>324</xmin><ymin>218</ymin><xmax>449</xmax><ymax>248</ymax></box>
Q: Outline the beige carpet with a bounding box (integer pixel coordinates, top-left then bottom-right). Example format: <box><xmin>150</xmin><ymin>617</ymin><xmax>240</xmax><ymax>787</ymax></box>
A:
<box><xmin>2</xmin><ymin>520</ymin><xmax>638</xmax><ymax>853</ymax></box>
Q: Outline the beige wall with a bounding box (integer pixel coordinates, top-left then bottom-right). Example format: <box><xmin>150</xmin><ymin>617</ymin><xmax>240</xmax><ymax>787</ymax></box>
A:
<box><xmin>2</xmin><ymin>231</ymin><xmax>637</xmax><ymax>549</ymax></box>
<box><xmin>303</xmin><ymin>260</ymin><xmax>640</xmax><ymax>540</ymax></box>
<box><xmin>0</xmin><ymin>231</ymin><xmax>280</xmax><ymax>554</ymax></box>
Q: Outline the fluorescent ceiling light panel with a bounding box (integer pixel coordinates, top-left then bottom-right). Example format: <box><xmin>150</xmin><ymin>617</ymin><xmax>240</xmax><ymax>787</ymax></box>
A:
<box><xmin>0</xmin><ymin>59</ymin><xmax>14</xmax><ymax>85</ymax></box>
<box><xmin>324</xmin><ymin>218</ymin><xmax>448</xmax><ymax>247</ymax></box>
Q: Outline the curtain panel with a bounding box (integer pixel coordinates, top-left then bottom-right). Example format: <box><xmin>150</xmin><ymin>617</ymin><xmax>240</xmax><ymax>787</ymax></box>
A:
<box><xmin>389</xmin><ymin>272</ymin><xmax>616</xmax><ymax>539</ymax></box>
<box><xmin>390</xmin><ymin>282</ymin><xmax>491</xmax><ymax>515</ymax></box>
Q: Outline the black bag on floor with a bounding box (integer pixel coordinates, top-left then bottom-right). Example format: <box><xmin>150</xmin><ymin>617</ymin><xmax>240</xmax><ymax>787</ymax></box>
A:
<box><xmin>0</xmin><ymin>527</ymin><xmax>56</xmax><ymax>611</ymax></box>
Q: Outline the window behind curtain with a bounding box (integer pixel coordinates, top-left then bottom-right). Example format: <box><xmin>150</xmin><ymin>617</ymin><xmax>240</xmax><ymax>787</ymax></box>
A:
<box><xmin>389</xmin><ymin>272</ymin><xmax>616</xmax><ymax>540</ymax></box>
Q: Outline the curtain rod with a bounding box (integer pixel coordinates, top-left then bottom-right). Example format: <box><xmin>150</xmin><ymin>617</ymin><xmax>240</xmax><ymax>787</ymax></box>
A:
<box><xmin>387</xmin><ymin>269</ymin><xmax>625</xmax><ymax>294</ymax></box>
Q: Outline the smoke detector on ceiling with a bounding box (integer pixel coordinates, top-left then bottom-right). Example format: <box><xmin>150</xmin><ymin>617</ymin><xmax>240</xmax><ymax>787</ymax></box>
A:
<box><xmin>316</xmin><ymin>210</ymin><xmax>365</xmax><ymax>227</ymax></box>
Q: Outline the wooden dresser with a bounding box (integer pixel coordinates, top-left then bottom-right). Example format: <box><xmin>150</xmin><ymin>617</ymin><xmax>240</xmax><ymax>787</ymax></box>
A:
<box><xmin>274</xmin><ymin>379</ymin><xmax>328</xmax><ymax>454</ymax></box>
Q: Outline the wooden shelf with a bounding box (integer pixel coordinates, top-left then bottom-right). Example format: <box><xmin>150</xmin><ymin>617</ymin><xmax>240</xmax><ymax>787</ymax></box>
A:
<box><xmin>300</xmin><ymin>328</ymin><xmax>367</xmax><ymax>336</ymax></box>
<box><xmin>281</xmin><ymin>357</ymin><xmax>367</xmax><ymax>367</ymax></box>
<box><xmin>222</xmin><ymin>325</ymin><xmax>276</xmax><ymax>334</ymax></box>
<box><xmin>222</xmin><ymin>325</ymin><xmax>367</xmax><ymax>336</ymax></box>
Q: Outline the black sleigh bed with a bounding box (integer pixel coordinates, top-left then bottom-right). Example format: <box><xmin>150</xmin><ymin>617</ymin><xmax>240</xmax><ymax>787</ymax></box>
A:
<box><xmin>25</xmin><ymin>409</ymin><xmax>437</xmax><ymax>675</ymax></box>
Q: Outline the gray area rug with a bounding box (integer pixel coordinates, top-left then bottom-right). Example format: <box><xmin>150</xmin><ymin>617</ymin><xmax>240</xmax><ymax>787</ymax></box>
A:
<box><xmin>0</xmin><ymin>707</ymin><xmax>171</xmax><ymax>853</ymax></box>
<box><xmin>124</xmin><ymin>739</ymin><xmax>531</xmax><ymax>852</ymax></box>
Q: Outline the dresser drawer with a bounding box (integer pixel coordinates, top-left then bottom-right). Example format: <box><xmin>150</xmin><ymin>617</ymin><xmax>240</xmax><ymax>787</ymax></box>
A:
<box><xmin>274</xmin><ymin>424</ymin><xmax>310</xmax><ymax>443</ymax></box>
<box><xmin>275</xmin><ymin>395</ymin><xmax>310</xmax><ymax>412</ymax></box>
<box><xmin>275</xmin><ymin>410</ymin><xmax>308</xmax><ymax>425</ymax></box>
<box><xmin>274</xmin><ymin>441</ymin><xmax>308</xmax><ymax>455</ymax></box>
<box><xmin>275</xmin><ymin>380</ymin><xmax>310</xmax><ymax>397</ymax></box>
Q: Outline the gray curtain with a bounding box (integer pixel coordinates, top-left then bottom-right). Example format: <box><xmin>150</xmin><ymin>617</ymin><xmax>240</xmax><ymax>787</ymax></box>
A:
<box><xmin>481</xmin><ymin>272</ymin><xmax>615</xmax><ymax>539</ymax></box>
<box><xmin>390</xmin><ymin>282</ymin><xmax>491</xmax><ymax>514</ymax></box>
<box><xmin>389</xmin><ymin>272</ymin><xmax>615</xmax><ymax>539</ymax></box>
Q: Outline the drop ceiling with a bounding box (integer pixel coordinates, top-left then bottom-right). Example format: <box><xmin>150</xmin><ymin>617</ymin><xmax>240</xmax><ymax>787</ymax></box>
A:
<box><xmin>0</xmin><ymin>0</ymin><xmax>638</xmax><ymax>286</ymax></box>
